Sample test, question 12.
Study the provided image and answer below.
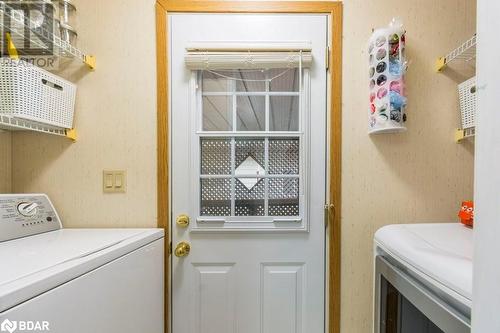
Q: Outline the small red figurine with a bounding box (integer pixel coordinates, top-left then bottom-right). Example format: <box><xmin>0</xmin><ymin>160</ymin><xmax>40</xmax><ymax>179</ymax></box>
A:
<box><xmin>458</xmin><ymin>201</ymin><xmax>474</xmax><ymax>227</ymax></box>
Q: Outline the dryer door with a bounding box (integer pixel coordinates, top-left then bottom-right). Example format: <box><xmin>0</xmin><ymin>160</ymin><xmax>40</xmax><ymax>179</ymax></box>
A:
<box><xmin>374</xmin><ymin>256</ymin><xmax>470</xmax><ymax>333</ymax></box>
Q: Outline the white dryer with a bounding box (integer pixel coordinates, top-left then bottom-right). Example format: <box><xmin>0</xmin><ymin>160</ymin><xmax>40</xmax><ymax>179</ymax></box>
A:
<box><xmin>374</xmin><ymin>223</ymin><xmax>472</xmax><ymax>333</ymax></box>
<box><xmin>0</xmin><ymin>194</ymin><xmax>164</xmax><ymax>333</ymax></box>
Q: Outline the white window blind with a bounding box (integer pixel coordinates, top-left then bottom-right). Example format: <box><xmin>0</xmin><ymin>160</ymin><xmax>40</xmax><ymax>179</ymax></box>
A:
<box><xmin>185</xmin><ymin>42</ymin><xmax>313</xmax><ymax>70</ymax></box>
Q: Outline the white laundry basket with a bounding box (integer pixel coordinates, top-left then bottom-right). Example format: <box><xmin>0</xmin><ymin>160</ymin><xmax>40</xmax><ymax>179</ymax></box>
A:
<box><xmin>458</xmin><ymin>76</ymin><xmax>476</xmax><ymax>130</ymax></box>
<box><xmin>0</xmin><ymin>59</ymin><xmax>76</xmax><ymax>129</ymax></box>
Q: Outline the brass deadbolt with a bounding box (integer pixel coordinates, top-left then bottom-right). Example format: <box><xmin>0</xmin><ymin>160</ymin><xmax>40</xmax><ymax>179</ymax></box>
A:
<box><xmin>176</xmin><ymin>214</ymin><xmax>190</xmax><ymax>227</ymax></box>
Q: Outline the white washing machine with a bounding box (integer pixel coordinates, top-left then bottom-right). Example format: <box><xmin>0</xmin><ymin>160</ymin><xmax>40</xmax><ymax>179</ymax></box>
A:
<box><xmin>374</xmin><ymin>223</ymin><xmax>472</xmax><ymax>333</ymax></box>
<box><xmin>0</xmin><ymin>194</ymin><xmax>164</xmax><ymax>333</ymax></box>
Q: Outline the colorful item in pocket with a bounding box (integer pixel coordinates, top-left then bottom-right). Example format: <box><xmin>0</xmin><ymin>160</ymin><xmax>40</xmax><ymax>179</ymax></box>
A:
<box><xmin>389</xmin><ymin>91</ymin><xmax>407</xmax><ymax>109</ymax></box>
<box><xmin>389</xmin><ymin>33</ymin><xmax>399</xmax><ymax>44</ymax></box>
<box><xmin>390</xmin><ymin>43</ymin><xmax>400</xmax><ymax>57</ymax></box>
<box><xmin>376</xmin><ymin>102</ymin><xmax>388</xmax><ymax>114</ymax></box>
<box><xmin>377</xmin><ymin>88</ymin><xmax>388</xmax><ymax>99</ymax></box>
<box><xmin>376</xmin><ymin>62</ymin><xmax>387</xmax><ymax>73</ymax></box>
<box><xmin>390</xmin><ymin>109</ymin><xmax>401</xmax><ymax>122</ymax></box>
<box><xmin>389</xmin><ymin>60</ymin><xmax>403</xmax><ymax>76</ymax></box>
<box><xmin>390</xmin><ymin>80</ymin><xmax>402</xmax><ymax>94</ymax></box>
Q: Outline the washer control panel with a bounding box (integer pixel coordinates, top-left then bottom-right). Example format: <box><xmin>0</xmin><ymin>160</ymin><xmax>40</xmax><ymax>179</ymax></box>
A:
<box><xmin>0</xmin><ymin>194</ymin><xmax>62</xmax><ymax>242</ymax></box>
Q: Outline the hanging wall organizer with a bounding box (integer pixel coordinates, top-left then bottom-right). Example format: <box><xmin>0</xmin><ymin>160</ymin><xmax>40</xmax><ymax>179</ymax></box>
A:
<box><xmin>368</xmin><ymin>19</ymin><xmax>407</xmax><ymax>134</ymax></box>
<box><xmin>0</xmin><ymin>1</ymin><xmax>96</xmax><ymax>141</ymax></box>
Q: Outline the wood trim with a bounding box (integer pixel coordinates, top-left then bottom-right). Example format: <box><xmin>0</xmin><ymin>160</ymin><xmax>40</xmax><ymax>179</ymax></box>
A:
<box><xmin>156</xmin><ymin>0</ymin><xmax>168</xmax><ymax>237</ymax></box>
<box><xmin>329</xmin><ymin>7</ymin><xmax>343</xmax><ymax>333</ymax></box>
<box><xmin>155</xmin><ymin>2</ymin><xmax>343</xmax><ymax>333</ymax></box>
<box><xmin>157</xmin><ymin>0</ymin><xmax>341</xmax><ymax>13</ymax></box>
<box><xmin>155</xmin><ymin>2</ymin><xmax>169</xmax><ymax>333</ymax></box>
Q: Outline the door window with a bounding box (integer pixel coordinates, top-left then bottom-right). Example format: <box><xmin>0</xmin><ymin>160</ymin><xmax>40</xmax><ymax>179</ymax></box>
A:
<box><xmin>196</xmin><ymin>68</ymin><xmax>308</xmax><ymax>227</ymax></box>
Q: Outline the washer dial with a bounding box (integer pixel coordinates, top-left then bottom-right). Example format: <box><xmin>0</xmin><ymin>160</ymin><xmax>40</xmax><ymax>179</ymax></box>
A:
<box><xmin>17</xmin><ymin>202</ymin><xmax>39</xmax><ymax>217</ymax></box>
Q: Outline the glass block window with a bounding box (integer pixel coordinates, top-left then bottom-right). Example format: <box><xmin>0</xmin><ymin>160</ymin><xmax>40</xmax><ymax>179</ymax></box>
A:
<box><xmin>198</xmin><ymin>69</ymin><xmax>303</xmax><ymax>219</ymax></box>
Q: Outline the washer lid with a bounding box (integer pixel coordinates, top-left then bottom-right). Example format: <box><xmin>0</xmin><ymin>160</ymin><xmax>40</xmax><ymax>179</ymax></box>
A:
<box><xmin>375</xmin><ymin>223</ymin><xmax>472</xmax><ymax>302</ymax></box>
<box><xmin>0</xmin><ymin>228</ymin><xmax>164</xmax><ymax>313</ymax></box>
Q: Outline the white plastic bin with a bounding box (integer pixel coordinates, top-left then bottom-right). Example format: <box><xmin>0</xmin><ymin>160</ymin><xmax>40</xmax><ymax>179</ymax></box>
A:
<box><xmin>458</xmin><ymin>76</ymin><xmax>476</xmax><ymax>130</ymax></box>
<box><xmin>0</xmin><ymin>58</ymin><xmax>76</xmax><ymax>129</ymax></box>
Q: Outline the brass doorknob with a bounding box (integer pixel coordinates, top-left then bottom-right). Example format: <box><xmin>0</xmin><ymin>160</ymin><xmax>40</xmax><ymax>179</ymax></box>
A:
<box><xmin>174</xmin><ymin>241</ymin><xmax>191</xmax><ymax>257</ymax></box>
<box><xmin>176</xmin><ymin>214</ymin><xmax>190</xmax><ymax>227</ymax></box>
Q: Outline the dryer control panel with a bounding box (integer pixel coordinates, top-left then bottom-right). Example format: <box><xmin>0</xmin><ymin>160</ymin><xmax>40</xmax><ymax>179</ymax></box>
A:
<box><xmin>0</xmin><ymin>194</ymin><xmax>62</xmax><ymax>242</ymax></box>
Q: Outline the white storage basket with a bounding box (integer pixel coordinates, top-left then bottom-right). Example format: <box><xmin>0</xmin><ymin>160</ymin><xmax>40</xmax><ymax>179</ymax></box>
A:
<box><xmin>458</xmin><ymin>76</ymin><xmax>476</xmax><ymax>130</ymax></box>
<box><xmin>0</xmin><ymin>59</ymin><xmax>76</xmax><ymax>129</ymax></box>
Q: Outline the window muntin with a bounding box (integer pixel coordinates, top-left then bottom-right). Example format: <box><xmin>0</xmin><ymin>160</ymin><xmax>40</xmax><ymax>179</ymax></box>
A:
<box><xmin>198</xmin><ymin>69</ymin><xmax>303</xmax><ymax>220</ymax></box>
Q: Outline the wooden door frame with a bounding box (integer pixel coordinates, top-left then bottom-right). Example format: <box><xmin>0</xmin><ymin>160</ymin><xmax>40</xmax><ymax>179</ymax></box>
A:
<box><xmin>155</xmin><ymin>1</ymin><xmax>342</xmax><ymax>332</ymax></box>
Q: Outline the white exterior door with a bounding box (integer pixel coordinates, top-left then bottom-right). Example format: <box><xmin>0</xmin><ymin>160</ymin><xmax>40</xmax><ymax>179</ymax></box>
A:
<box><xmin>169</xmin><ymin>14</ymin><xmax>328</xmax><ymax>333</ymax></box>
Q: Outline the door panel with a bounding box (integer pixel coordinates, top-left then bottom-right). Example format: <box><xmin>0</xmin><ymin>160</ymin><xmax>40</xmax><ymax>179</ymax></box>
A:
<box><xmin>170</xmin><ymin>14</ymin><xmax>328</xmax><ymax>333</ymax></box>
<box><xmin>261</xmin><ymin>263</ymin><xmax>305</xmax><ymax>333</ymax></box>
<box><xmin>192</xmin><ymin>263</ymin><xmax>236</xmax><ymax>333</ymax></box>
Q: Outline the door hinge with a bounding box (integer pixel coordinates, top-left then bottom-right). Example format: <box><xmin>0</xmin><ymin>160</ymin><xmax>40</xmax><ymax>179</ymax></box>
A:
<box><xmin>326</xmin><ymin>46</ymin><xmax>331</xmax><ymax>71</ymax></box>
<box><xmin>324</xmin><ymin>203</ymin><xmax>335</xmax><ymax>228</ymax></box>
<box><xmin>169</xmin><ymin>241</ymin><xmax>172</xmax><ymax>255</ymax></box>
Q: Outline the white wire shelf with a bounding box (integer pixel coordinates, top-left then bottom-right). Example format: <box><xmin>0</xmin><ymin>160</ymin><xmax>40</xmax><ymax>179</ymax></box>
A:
<box><xmin>0</xmin><ymin>1</ymin><xmax>95</xmax><ymax>69</ymax></box>
<box><xmin>435</xmin><ymin>35</ymin><xmax>476</xmax><ymax>72</ymax></box>
<box><xmin>0</xmin><ymin>115</ymin><xmax>77</xmax><ymax>141</ymax></box>
<box><xmin>435</xmin><ymin>35</ymin><xmax>477</xmax><ymax>143</ymax></box>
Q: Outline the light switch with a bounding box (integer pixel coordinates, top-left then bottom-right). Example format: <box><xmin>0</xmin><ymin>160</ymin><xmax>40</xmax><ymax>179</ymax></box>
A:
<box><xmin>104</xmin><ymin>172</ymin><xmax>114</xmax><ymax>189</ymax></box>
<box><xmin>103</xmin><ymin>170</ymin><xmax>127</xmax><ymax>193</ymax></box>
<box><xmin>114</xmin><ymin>171</ymin><xmax>126</xmax><ymax>191</ymax></box>
<box><xmin>115</xmin><ymin>174</ymin><xmax>123</xmax><ymax>188</ymax></box>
